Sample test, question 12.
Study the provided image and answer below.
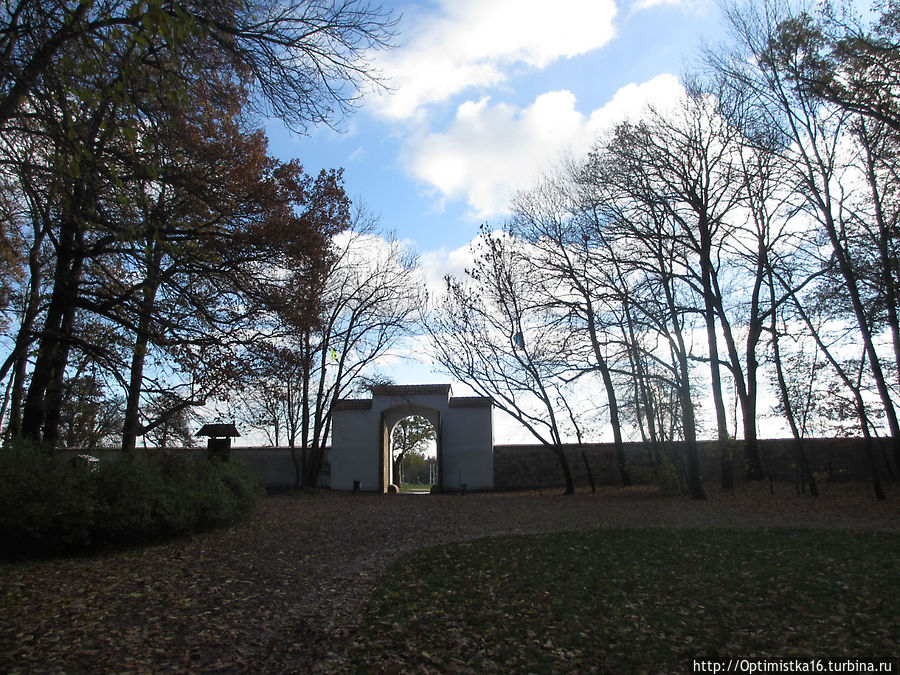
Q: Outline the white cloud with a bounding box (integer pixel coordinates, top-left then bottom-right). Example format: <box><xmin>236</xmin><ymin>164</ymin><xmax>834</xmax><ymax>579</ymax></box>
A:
<box><xmin>372</xmin><ymin>0</ymin><xmax>618</xmax><ymax>120</ymax></box>
<box><xmin>404</xmin><ymin>74</ymin><xmax>685</xmax><ymax>219</ymax></box>
<box><xmin>346</xmin><ymin>145</ymin><xmax>366</xmax><ymax>163</ymax></box>
<box><xmin>419</xmin><ymin>240</ymin><xmax>477</xmax><ymax>299</ymax></box>
<box><xmin>632</xmin><ymin>0</ymin><xmax>679</xmax><ymax>10</ymax></box>
<box><xmin>631</xmin><ymin>0</ymin><xmax>707</xmax><ymax>13</ymax></box>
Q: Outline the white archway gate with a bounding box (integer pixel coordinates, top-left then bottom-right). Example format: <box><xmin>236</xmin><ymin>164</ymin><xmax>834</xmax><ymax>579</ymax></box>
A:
<box><xmin>330</xmin><ymin>384</ymin><xmax>493</xmax><ymax>492</ymax></box>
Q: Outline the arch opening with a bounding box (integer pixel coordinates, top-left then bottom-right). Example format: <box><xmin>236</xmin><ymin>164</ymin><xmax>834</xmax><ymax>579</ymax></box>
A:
<box><xmin>390</xmin><ymin>414</ymin><xmax>438</xmax><ymax>492</ymax></box>
<box><xmin>380</xmin><ymin>403</ymin><xmax>442</xmax><ymax>493</ymax></box>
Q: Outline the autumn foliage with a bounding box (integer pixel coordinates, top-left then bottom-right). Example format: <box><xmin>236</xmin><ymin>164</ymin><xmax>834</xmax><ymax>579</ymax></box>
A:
<box><xmin>0</xmin><ymin>0</ymin><xmax>393</xmax><ymax>450</ymax></box>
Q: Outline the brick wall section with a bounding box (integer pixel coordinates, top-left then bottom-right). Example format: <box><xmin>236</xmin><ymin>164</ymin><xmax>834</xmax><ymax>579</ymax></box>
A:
<box><xmin>493</xmin><ymin>438</ymin><xmax>897</xmax><ymax>490</ymax></box>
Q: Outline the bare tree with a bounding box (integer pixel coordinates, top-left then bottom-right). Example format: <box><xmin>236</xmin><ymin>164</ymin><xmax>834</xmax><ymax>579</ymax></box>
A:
<box><xmin>427</xmin><ymin>227</ymin><xmax>585</xmax><ymax>494</ymax></box>
<box><xmin>709</xmin><ymin>0</ymin><xmax>900</xmax><ymax>489</ymax></box>
<box><xmin>236</xmin><ymin>217</ymin><xmax>422</xmax><ymax>487</ymax></box>
<box><xmin>607</xmin><ymin>186</ymin><xmax>707</xmax><ymax>499</ymax></box>
<box><xmin>510</xmin><ymin>173</ymin><xmax>632</xmax><ymax>486</ymax></box>
<box><xmin>599</xmin><ymin>89</ymin><xmax>772</xmax><ymax>487</ymax></box>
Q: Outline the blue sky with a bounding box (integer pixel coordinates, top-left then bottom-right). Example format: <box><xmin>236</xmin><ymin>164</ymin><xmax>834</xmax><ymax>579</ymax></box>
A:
<box><xmin>260</xmin><ymin>0</ymin><xmax>727</xmax><ymax>437</ymax></box>
<box><xmin>265</xmin><ymin>0</ymin><xmax>724</xmax><ymax>253</ymax></box>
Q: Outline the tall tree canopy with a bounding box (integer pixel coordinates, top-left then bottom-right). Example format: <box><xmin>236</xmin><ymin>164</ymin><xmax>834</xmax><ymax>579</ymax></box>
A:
<box><xmin>0</xmin><ymin>0</ymin><xmax>396</xmax><ymax>448</ymax></box>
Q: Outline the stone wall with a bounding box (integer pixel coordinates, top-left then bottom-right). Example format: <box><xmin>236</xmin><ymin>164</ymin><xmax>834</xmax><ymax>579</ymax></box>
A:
<box><xmin>58</xmin><ymin>446</ymin><xmax>328</xmax><ymax>489</ymax></box>
<box><xmin>493</xmin><ymin>438</ymin><xmax>897</xmax><ymax>491</ymax></box>
<box><xmin>62</xmin><ymin>437</ymin><xmax>896</xmax><ymax>491</ymax></box>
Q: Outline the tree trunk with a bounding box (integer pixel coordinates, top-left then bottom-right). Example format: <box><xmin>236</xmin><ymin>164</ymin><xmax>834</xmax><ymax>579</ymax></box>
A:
<box><xmin>677</xmin><ymin>354</ymin><xmax>706</xmax><ymax>500</ymax></box>
<box><xmin>4</xmin><ymin>215</ymin><xmax>46</xmax><ymax>440</ymax></box>
<box><xmin>122</xmin><ymin>245</ymin><xmax>163</xmax><ymax>451</ymax></box>
<box><xmin>41</xmin><ymin>288</ymin><xmax>80</xmax><ymax>448</ymax></box>
<box><xmin>553</xmin><ymin>444</ymin><xmax>575</xmax><ymax>494</ymax></box>
<box><xmin>584</xmin><ymin>301</ymin><xmax>631</xmax><ymax>487</ymax></box>
<box><xmin>21</xmin><ymin>219</ymin><xmax>83</xmax><ymax>444</ymax></box>
<box><xmin>6</xmin><ymin>329</ymin><xmax>35</xmax><ymax>442</ymax></box>
<box><xmin>769</xmin><ymin>274</ymin><xmax>818</xmax><ymax>497</ymax></box>
<box><xmin>788</xmin><ymin>278</ymin><xmax>885</xmax><ymax>500</ymax></box>
<box><xmin>299</xmin><ymin>330</ymin><xmax>311</xmax><ymax>488</ymax></box>
<box><xmin>700</xmin><ymin>250</ymin><xmax>732</xmax><ymax>491</ymax></box>
<box><xmin>288</xmin><ymin>441</ymin><xmax>301</xmax><ymax>490</ymax></box>
<box><xmin>625</xmin><ymin>310</ymin><xmax>663</xmax><ymax>465</ymax></box>
<box><xmin>711</xmin><ymin>265</ymin><xmax>765</xmax><ymax>481</ymax></box>
<box><xmin>581</xmin><ymin>450</ymin><xmax>596</xmax><ymax>493</ymax></box>
<box><xmin>818</xmin><ymin>189</ymin><xmax>900</xmax><ymax>484</ymax></box>
<box><xmin>860</xmin><ymin>128</ymin><xmax>900</xmax><ymax>476</ymax></box>
<box><xmin>862</xmin><ymin>431</ymin><xmax>886</xmax><ymax>501</ymax></box>
<box><xmin>662</xmin><ymin>264</ymin><xmax>705</xmax><ymax>500</ymax></box>
<box><xmin>393</xmin><ymin>455</ymin><xmax>403</xmax><ymax>485</ymax></box>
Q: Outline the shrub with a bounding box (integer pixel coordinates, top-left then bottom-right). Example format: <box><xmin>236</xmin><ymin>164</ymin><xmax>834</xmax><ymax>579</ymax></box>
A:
<box><xmin>0</xmin><ymin>440</ymin><xmax>95</xmax><ymax>552</ymax></box>
<box><xmin>0</xmin><ymin>442</ymin><xmax>264</xmax><ymax>555</ymax></box>
<box><xmin>93</xmin><ymin>452</ymin><xmax>177</xmax><ymax>544</ymax></box>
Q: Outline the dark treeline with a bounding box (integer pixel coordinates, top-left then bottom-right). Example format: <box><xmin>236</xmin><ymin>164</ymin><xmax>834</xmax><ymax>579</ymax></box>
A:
<box><xmin>0</xmin><ymin>0</ymin><xmax>401</xmax><ymax>476</ymax></box>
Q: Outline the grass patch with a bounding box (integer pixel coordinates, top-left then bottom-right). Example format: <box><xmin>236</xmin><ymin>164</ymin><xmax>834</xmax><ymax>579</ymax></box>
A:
<box><xmin>399</xmin><ymin>483</ymin><xmax>433</xmax><ymax>492</ymax></box>
<box><xmin>350</xmin><ymin>529</ymin><xmax>900</xmax><ymax>672</ymax></box>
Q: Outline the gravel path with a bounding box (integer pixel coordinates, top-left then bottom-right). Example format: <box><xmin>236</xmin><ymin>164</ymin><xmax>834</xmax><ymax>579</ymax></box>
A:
<box><xmin>1</xmin><ymin>483</ymin><xmax>898</xmax><ymax>673</ymax></box>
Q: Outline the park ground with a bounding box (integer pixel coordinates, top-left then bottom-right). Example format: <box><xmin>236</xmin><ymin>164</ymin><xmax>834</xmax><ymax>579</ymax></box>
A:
<box><xmin>1</xmin><ymin>482</ymin><xmax>899</xmax><ymax>673</ymax></box>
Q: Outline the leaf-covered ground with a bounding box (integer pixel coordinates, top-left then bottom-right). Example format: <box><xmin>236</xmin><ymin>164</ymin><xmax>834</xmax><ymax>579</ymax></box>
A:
<box><xmin>350</xmin><ymin>530</ymin><xmax>899</xmax><ymax>673</ymax></box>
<box><xmin>1</xmin><ymin>481</ymin><xmax>899</xmax><ymax>673</ymax></box>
